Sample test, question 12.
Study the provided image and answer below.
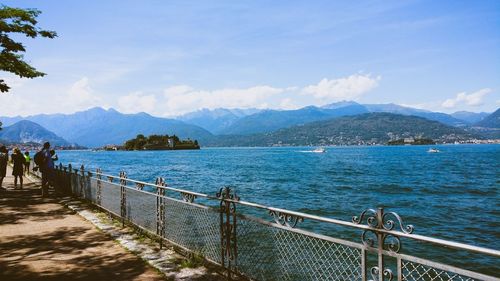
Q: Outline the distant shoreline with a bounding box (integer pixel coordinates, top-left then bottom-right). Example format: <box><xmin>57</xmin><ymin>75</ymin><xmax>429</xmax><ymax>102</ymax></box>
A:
<box><xmin>57</xmin><ymin>142</ymin><xmax>499</xmax><ymax>152</ymax></box>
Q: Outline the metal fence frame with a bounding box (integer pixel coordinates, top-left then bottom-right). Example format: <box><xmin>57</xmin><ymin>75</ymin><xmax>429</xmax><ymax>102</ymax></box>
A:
<box><xmin>47</xmin><ymin>163</ymin><xmax>499</xmax><ymax>281</ymax></box>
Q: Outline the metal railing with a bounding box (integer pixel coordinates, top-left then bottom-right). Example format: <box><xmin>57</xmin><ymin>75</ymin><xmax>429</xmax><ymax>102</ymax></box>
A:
<box><xmin>46</xmin><ymin>163</ymin><xmax>499</xmax><ymax>281</ymax></box>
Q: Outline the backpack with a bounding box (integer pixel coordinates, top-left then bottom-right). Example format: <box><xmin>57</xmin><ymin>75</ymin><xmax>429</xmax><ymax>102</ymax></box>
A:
<box><xmin>34</xmin><ymin>151</ymin><xmax>45</xmax><ymax>166</ymax></box>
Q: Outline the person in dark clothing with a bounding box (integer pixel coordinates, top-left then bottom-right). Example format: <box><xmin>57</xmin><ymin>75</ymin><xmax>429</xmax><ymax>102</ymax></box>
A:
<box><xmin>0</xmin><ymin>146</ymin><xmax>8</xmax><ymax>190</ymax></box>
<box><xmin>40</xmin><ymin>142</ymin><xmax>55</xmax><ymax>197</ymax></box>
<box><xmin>12</xmin><ymin>148</ymin><xmax>25</xmax><ymax>189</ymax></box>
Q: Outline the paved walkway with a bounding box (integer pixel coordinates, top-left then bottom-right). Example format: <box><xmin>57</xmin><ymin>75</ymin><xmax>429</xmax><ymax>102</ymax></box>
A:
<box><xmin>0</xmin><ymin>166</ymin><xmax>167</xmax><ymax>281</ymax></box>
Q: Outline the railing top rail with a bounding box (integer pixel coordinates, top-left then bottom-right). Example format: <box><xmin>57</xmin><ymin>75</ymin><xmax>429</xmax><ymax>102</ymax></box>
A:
<box><xmin>93</xmin><ymin>172</ymin><xmax>214</xmax><ymax>199</ymax></box>
<box><xmin>227</xmin><ymin>198</ymin><xmax>500</xmax><ymax>258</ymax></box>
<box><xmin>61</xmin><ymin>163</ymin><xmax>500</xmax><ymax>259</ymax></box>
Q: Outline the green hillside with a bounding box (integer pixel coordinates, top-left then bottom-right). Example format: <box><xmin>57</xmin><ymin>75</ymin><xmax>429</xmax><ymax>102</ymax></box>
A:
<box><xmin>208</xmin><ymin>113</ymin><xmax>479</xmax><ymax>147</ymax></box>
<box><xmin>475</xmin><ymin>108</ymin><xmax>499</xmax><ymax>128</ymax></box>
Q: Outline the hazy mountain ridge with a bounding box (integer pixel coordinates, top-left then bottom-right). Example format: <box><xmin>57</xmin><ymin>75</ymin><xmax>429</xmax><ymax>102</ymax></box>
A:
<box><xmin>177</xmin><ymin>108</ymin><xmax>261</xmax><ymax>134</ymax></box>
<box><xmin>1</xmin><ymin>107</ymin><xmax>213</xmax><ymax>147</ymax></box>
<box><xmin>451</xmin><ymin>111</ymin><xmax>489</xmax><ymax>124</ymax></box>
<box><xmin>474</xmin><ymin>108</ymin><xmax>499</xmax><ymax>128</ymax></box>
<box><xmin>206</xmin><ymin>113</ymin><xmax>479</xmax><ymax>147</ymax></box>
<box><xmin>363</xmin><ymin>103</ymin><xmax>467</xmax><ymax>126</ymax></box>
<box><xmin>1</xmin><ymin>104</ymin><xmax>496</xmax><ymax>148</ymax></box>
<box><xmin>0</xmin><ymin>120</ymin><xmax>70</xmax><ymax>146</ymax></box>
<box><xmin>183</xmin><ymin>101</ymin><xmax>475</xmax><ymax>135</ymax></box>
<box><xmin>218</xmin><ymin>103</ymin><xmax>368</xmax><ymax>135</ymax></box>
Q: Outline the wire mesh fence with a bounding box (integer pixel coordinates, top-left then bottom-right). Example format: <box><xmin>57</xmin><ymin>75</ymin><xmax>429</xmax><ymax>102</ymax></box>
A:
<box><xmin>47</xmin><ymin>164</ymin><xmax>499</xmax><ymax>281</ymax></box>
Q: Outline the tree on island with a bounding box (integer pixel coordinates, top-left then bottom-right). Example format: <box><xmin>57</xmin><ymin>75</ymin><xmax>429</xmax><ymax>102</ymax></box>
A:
<box><xmin>0</xmin><ymin>5</ymin><xmax>57</xmax><ymax>93</ymax></box>
<box><xmin>124</xmin><ymin>134</ymin><xmax>199</xmax><ymax>150</ymax></box>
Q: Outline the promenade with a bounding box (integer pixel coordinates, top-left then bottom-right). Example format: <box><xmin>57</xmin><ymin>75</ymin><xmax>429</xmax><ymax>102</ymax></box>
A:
<box><xmin>0</xmin><ymin>166</ymin><xmax>166</xmax><ymax>281</ymax></box>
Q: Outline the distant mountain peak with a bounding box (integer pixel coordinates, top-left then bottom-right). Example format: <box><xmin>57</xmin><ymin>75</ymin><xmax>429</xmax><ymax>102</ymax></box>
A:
<box><xmin>0</xmin><ymin>120</ymin><xmax>70</xmax><ymax>146</ymax></box>
<box><xmin>321</xmin><ymin>100</ymin><xmax>360</xmax><ymax>109</ymax></box>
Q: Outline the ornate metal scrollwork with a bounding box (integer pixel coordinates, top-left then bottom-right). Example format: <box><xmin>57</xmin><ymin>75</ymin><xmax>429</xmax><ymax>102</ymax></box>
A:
<box><xmin>360</xmin><ymin>230</ymin><xmax>401</xmax><ymax>253</ymax></box>
<box><xmin>107</xmin><ymin>176</ymin><xmax>114</xmax><ymax>182</ymax></box>
<box><xmin>135</xmin><ymin>183</ymin><xmax>145</xmax><ymax>190</ymax></box>
<box><xmin>155</xmin><ymin>177</ymin><xmax>167</xmax><ymax>196</ymax></box>
<box><xmin>216</xmin><ymin>186</ymin><xmax>240</xmax><ymax>202</ymax></box>
<box><xmin>180</xmin><ymin>192</ymin><xmax>197</xmax><ymax>203</ymax></box>
<box><xmin>217</xmin><ymin>186</ymin><xmax>239</xmax><ymax>276</ymax></box>
<box><xmin>383</xmin><ymin>234</ymin><xmax>401</xmax><ymax>253</ymax></box>
<box><xmin>369</xmin><ymin>267</ymin><xmax>394</xmax><ymax>281</ymax></box>
<box><xmin>352</xmin><ymin>207</ymin><xmax>414</xmax><ymax>253</ymax></box>
<box><xmin>119</xmin><ymin>171</ymin><xmax>127</xmax><ymax>186</ymax></box>
<box><xmin>269</xmin><ymin>210</ymin><xmax>304</xmax><ymax>228</ymax></box>
<box><xmin>382</xmin><ymin>211</ymin><xmax>414</xmax><ymax>234</ymax></box>
<box><xmin>361</xmin><ymin>229</ymin><xmax>378</xmax><ymax>248</ymax></box>
<box><xmin>352</xmin><ymin>208</ymin><xmax>378</xmax><ymax>227</ymax></box>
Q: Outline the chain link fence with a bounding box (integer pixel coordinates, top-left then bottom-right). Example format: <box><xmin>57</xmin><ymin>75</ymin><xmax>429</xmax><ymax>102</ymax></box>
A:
<box><xmin>45</xmin><ymin>164</ymin><xmax>499</xmax><ymax>281</ymax></box>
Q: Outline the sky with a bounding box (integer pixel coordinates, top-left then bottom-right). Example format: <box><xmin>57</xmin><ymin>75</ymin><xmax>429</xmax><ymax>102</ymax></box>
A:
<box><xmin>0</xmin><ymin>0</ymin><xmax>499</xmax><ymax>117</ymax></box>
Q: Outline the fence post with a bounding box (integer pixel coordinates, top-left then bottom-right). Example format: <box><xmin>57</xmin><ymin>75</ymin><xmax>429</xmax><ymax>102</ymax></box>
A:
<box><xmin>217</xmin><ymin>186</ymin><xmax>239</xmax><ymax>279</ymax></box>
<box><xmin>156</xmin><ymin>177</ymin><xmax>166</xmax><ymax>249</ymax></box>
<box><xmin>79</xmin><ymin>165</ymin><xmax>85</xmax><ymax>198</ymax></box>
<box><xmin>352</xmin><ymin>207</ymin><xmax>414</xmax><ymax>281</ymax></box>
<box><xmin>96</xmin><ymin>168</ymin><xmax>102</xmax><ymax>205</ymax></box>
<box><xmin>119</xmin><ymin>171</ymin><xmax>127</xmax><ymax>227</ymax></box>
<box><xmin>56</xmin><ymin>163</ymin><xmax>62</xmax><ymax>194</ymax></box>
<box><xmin>67</xmin><ymin>164</ymin><xmax>72</xmax><ymax>195</ymax></box>
<box><xmin>62</xmin><ymin>166</ymin><xmax>68</xmax><ymax>194</ymax></box>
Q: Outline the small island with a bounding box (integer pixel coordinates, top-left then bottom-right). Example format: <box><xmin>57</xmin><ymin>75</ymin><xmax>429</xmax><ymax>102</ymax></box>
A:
<box><xmin>124</xmin><ymin>134</ymin><xmax>200</xmax><ymax>150</ymax></box>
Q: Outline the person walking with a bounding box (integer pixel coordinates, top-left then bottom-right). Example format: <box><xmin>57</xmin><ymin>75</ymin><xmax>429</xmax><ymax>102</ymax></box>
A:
<box><xmin>12</xmin><ymin>148</ymin><xmax>25</xmax><ymax>189</ymax></box>
<box><xmin>24</xmin><ymin>151</ymin><xmax>31</xmax><ymax>175</ymax></box>
<box><xmin>40</xmin><ymin>142</ymin><xmax>55</xmax><ymax>197</ymax></box>
<box><xmin>0</xmin><ymin>146</ymin><xmax>8</xmax><ymax>190</ymax></box>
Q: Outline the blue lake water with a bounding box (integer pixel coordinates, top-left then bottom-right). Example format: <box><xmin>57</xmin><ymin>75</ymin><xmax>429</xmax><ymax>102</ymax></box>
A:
<box><xmin>56</xmin><ymin>144</ymin><xmax>499</xmax><ymax>273</ymax></box>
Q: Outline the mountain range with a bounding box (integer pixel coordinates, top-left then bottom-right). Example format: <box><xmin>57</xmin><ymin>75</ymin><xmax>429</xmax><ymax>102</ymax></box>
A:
<box><xmin>0</xmin><ymin>120</ymin><xmax>70</xmax><ymax>146</ymax></box>
<box><xmin>179</xmin><ymin>101</ymin><xmax>493</xmax><ymax>136</ymax></box>
<box><xmin>0</xmin><ymin>102</ymin><xmax>497</xmax><ymax>147</ymax></box>
<box><xmin>204</xmin><ymin>113</ymin><xmax>479</xmax><ymax>147</ymax></box>
<box><xmin>0</xmin><ymin>107</ymin><xmax>213</xmax><ymax>147</ymax></box>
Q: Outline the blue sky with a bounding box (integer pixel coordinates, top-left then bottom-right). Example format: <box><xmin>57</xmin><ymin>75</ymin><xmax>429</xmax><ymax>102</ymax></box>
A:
<box><xmin>1</xmin><ymin>0</ymin><xmax>499</xmax><ymax>116</ymax></box>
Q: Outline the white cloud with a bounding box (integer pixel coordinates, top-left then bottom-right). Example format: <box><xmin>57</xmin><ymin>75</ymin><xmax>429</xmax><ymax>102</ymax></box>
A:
<box><xmin>118</xmin><ymin>91</ymin><xmax>157</xmax><ymax>113</ymax></box>
<box><xmin>279</xmin><ymin>98</ymin><xmax>300</xmax><ymax>110</ymax></box>
<box><xmin>302</xmin><ymin>74</ymin><xmax>380</xmax><ymax>102</ymax></box>
<box><xmin>442</xmin><ymin>88</ymin><xmax>492</xmax><ymax>108</ymax></box>
<box><xmin>0</xmin><ymin>77</ymin><xmax>103</xmax><ymax>116</ymax></box>
<box><xmin>163</xmin><ymin>85</ymin><xmax>193</xmax><ymax>96</ymax></box>
<box><xmin>161</xmin><ymin>85</ymin><xmax>285</xmax><ymax>115</ymax></box>
<box><xmin>65</xmin><ymin>77</ymin><xmax>101</xmax><ymax>107</ymax></box>
<box><xmin>0</xmin><ymin>73</ymin><xmax>383</xmax><ymax>117</ymax></box>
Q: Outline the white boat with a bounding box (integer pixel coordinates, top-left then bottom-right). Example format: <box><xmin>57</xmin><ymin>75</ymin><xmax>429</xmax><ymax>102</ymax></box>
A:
<box><xmin>427</xmin><ymin>148</ymin><xmax>440</xmax><ymax>153</ymax></box>
<box><xmin>312</xmin><ymin>147</ymin><xmax>326</xmax><ymax>153</ymax></box>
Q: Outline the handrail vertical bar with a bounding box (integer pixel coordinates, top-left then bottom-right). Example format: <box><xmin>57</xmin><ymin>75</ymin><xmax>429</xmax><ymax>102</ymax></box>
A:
<box><xmin>79</xmin><ymin>165</ymin><xmax>85</xmax><ymax>197</ymax></box>
<box><xmin>217</xmin><ymin>186</ymin><xmax>239</xmax><ymax>279</ymax></box>
<box><xmin>377</xmin><ymin>207</ymin><xmax>384</xmax><ymax>281</ymax></box>
<box><xmin>397</xmin><ymin>257</ymin><xmax>402</xmax><ymax>281</ymax></box>
<box><xmin>96</xmin><ymin>168</ymin><xmax>102</xmax><ymax>205</ymax></box>
<box><xmin>156</xmin><ymin>177</ymin><xmax>166</xmax><ymax>249</ymax></box>
<box><xmin>120</xmin><ymin>171</ymin><xmax>127</xmax><ymax>227</ymax></box>
<box><xmin>362</xmin><ymin>248</ymin><xmax>367</xmax><ymax>281</ymax></box>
